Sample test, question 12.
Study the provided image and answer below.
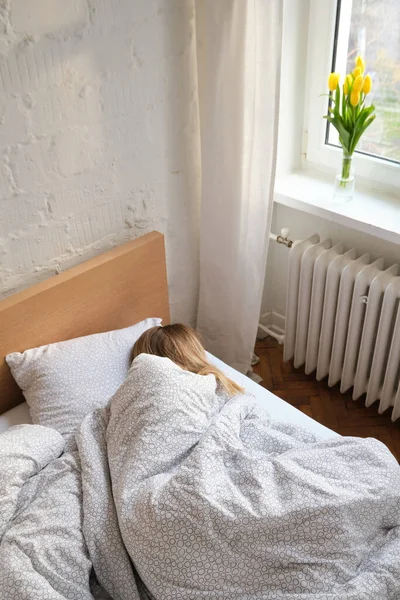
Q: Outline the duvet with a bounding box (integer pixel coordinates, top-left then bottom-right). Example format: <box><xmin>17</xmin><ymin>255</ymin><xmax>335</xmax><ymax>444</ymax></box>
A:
<box><xmin>2</xmin><ymin>355</ymin><xmax>400</xmax><ymax>600</ymax></box>
<box><xmin>0</xmin><ymin>425</ymin><xmax>93</xmax><ymax>599</ymax></box>
<box><xmin>80</xmin><ymin>354</ymin><xmax>400</xmax><ymax>600</ymax></box>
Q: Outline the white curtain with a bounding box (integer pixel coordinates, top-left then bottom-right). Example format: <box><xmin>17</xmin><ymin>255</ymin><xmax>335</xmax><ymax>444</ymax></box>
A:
<box><xmin>195</xmin><ymin>0</ymin><xmax>282</xmax><ymax>373</ymax></box>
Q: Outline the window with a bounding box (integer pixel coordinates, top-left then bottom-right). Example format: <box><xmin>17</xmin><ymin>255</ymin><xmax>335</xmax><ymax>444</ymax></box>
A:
<box><xmin>305</xmin><ymin>0</ymin><xmax>400</xmax><ymax>189</ymax></box>
<box><xmin>328</xmin><ymin>0</ymin><xmax>400</xmax><ymax>164</ymax></box>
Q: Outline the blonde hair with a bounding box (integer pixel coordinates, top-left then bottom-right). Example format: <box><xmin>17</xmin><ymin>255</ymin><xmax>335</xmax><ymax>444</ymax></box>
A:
<box><xmin>132</xmin><ymin>324</ymin><xmax>244</xmax><ymax>396</ymax></box>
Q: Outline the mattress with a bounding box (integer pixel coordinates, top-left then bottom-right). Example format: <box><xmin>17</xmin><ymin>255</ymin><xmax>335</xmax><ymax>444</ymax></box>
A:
<box><xmin>0</xmin><ymin>353</ymin><xmax>337</xmax><ymax>440</ymax></box>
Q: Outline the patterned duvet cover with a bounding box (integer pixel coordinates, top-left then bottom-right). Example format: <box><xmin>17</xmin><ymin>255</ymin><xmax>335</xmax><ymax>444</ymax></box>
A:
<box><xmin>2</xmin><ymin>353</ymin><xmax>400</xmax><ymax>599</ymax></box>
<box><xmin>0</xmin><ymin>425</ymin><xmax>92</xmax><ymax>599</ymax></box>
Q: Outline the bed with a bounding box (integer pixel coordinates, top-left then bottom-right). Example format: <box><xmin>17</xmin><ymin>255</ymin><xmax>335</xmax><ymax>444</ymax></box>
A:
<box><xmin>1</xmin><ymin>231</ymin><xmax>400</xmax><ymax>600</ymax></box>
<box><xmin>0</xmin><ymin>230</ymin><xmax>334</xmax><ymax>439</ymax></box>
<box><xmin>0</xmin><ymin>361</ymin><xmax>337</xmax><ymax>439</ymax></box>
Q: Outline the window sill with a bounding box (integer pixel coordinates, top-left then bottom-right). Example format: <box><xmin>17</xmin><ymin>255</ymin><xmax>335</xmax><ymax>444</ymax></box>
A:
<box><xmin>274</xmin><ymin>169</ymin><xmax>400</xmax><ymax>245</ymax></box>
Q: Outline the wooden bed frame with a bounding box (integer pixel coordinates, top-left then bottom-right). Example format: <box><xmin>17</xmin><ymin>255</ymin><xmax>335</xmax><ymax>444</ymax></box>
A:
<box><xmin>0</xmin><ymin>231</ymin><xmax>170</xmax><ymax>414</ymax></box>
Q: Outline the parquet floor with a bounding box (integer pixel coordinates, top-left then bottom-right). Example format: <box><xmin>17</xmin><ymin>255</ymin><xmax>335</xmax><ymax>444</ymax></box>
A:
<box><xmin>253</xmin><ymin>336</ymin><xmax>400</xmax><ymax>462</ymax></box>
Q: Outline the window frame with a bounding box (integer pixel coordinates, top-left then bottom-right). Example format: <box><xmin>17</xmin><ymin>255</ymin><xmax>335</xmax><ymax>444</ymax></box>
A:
<box><xmin>304</xmin><ymin>0</ymin><xmax>400</xmax><ymax>190</ymax></box>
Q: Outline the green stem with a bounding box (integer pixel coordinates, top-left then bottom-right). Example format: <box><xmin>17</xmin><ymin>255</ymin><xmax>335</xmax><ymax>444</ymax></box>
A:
<box><xmin>340</xmin><ymin>154</ymin><xmax>352</xmax><ymax>188</ymax></box>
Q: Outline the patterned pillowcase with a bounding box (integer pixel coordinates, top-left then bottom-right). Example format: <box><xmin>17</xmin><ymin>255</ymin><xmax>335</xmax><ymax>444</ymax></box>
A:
<box><xmin>6</xmin><ymin>318</ymin><xmax>161</xmax><ymax>440</ymax></box>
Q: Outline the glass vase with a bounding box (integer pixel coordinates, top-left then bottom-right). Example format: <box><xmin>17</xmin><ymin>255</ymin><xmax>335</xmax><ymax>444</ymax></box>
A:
<box><xmin>332</xmin><ymin>151</ymin><xmax>355</xmax><ymax>204</ymax></box>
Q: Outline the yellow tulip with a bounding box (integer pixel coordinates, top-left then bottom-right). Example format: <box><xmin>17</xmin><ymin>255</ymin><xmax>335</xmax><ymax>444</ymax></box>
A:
<box><xmin>353</xmin><ymin>66</ymin><xmax>362</xmax><ymax>78</ymax></box>
<box><xmin>350</xmin><ymin>89</ymin><xmax>360</xmax><ymax>107</ymax></box>
<box><xmin>353</xmin><ymin>74</ymin><xmax>364</xmax><ymax>92</ymax></box>
<box><xmin>328</xmin><ymin>72</ymin><xmax>340</xmax><ymax>91</ymax></box>
<box><xmin>363</xmin><ymin>74</ymin><xmax>372</xmax><ymax>94</ymax></box>
<box><xmin>344</xmin><ymin>74</ymin><xmax>353</xmax><ymax>95</ymax></box>
<box><xmin>355</xmin><ymin>55</ymin><xmax>365</xmax><ymax>72</ymax></box>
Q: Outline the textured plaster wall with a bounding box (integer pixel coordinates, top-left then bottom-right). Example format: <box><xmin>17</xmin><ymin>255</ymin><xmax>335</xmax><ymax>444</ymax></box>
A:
<box><xmin>0</xmin><ymin>0</ymin><xmax>201</xmax><ymax>324</ymax></box>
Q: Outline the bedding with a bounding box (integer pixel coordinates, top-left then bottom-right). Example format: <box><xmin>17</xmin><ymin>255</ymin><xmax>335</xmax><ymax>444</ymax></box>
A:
<box><xmin>208</xmin><ymin>352</ymin><xmax>337</xmax><ymax>440</ymax></box>
<box><xmin>0</xmin><ymin>401</ymin><xmax>31</xmax><ymax>433</ymax></box>
<box><xmin>76</xmin><ymin>354</ymin><xmax>400</xmax><ymax>599</ymax></box>
<box><xmin>6</xmin><ymin>317</ymin><xmax>161</xmax><ymax>441</ymax></box>
<box><xmin>2</xmin><ymin>354</ymin><xmax>400</xmax><ymax>599</ymax></box>
<box><xmin>0</xmin><ymin>425</ymin><xmax>93</xmax><ymax>599</ymax></box>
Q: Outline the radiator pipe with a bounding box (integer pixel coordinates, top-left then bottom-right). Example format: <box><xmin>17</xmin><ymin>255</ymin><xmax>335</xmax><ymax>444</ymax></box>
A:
<box><xmin>269</xmin><ymin>228</ymin><xmax>294</xmax><ymax>248</ymax></box>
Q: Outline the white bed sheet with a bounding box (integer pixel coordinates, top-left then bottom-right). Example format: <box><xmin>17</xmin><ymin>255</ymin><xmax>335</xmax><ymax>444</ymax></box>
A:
<box><xmin>208</xmin><ymin>353</ymin><xmax>338</xmax><ymax>441</ymax></box>
<box><xmin>0</xmin><ymin>401</ymin><xmax>32</xmax><ymax>433</ymax></box>
<box><xmin>0</xmin><ymin>354</ymin><xmax>338</xmax><ymax>440</ymax></box>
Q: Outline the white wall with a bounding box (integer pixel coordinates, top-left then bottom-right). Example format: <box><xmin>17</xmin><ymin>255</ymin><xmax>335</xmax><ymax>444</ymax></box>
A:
<box><xmin>0</xmin><ymin>0</ymin><xmax>201</xmax><ymax>324</ymax></box>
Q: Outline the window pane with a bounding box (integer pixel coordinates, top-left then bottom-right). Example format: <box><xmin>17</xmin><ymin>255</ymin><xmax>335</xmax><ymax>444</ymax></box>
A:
<box><xmin>328</xmin><ymin>0</ymin><xmax>400</xmax><ymax>164</ymax></box>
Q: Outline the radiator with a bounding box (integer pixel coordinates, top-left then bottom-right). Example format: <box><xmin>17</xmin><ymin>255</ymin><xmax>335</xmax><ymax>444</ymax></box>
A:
<box><xmin>284</xmin><ymin>234</ymin><xmax>400</xmax><ymax>421</ymax></box>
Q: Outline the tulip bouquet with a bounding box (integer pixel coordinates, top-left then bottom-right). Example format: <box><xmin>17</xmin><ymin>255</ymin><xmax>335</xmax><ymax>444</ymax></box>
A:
<box><xmin>325</xmin><ymin>55</ymin><xmax>376</xmax><ymax>194</ymax></box>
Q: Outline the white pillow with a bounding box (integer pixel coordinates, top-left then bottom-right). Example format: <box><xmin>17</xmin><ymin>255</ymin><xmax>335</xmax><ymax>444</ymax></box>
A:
<box><xmin>6</xmin><ymin>318</ymin><xmax>161</xmax><ymax>439</ymax></box>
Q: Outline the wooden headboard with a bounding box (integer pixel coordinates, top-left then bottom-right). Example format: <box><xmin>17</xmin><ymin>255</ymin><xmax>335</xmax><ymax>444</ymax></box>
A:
<box><xmin>0</xmin><ymin>231</ymin><xmax>170</xmax><ymax>414</ymax></box>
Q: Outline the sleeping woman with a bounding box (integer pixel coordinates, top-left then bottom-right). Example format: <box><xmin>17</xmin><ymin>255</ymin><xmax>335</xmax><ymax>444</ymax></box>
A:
<box><xmin>132</xmin><ymin>323</ymin><xmax>244</xmax><ymax>396</ymax></box>
<box><xmin>104</xmin><ymin>322</ymin><xmax>400</xmax><ymax>600</ymax></box>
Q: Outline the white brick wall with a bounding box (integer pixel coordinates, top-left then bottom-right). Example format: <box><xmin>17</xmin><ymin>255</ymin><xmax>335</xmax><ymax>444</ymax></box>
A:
<box><xmin>0</xmin><ymin>0</ymin><xmax>200</xmax><ymax>325</ymax></box>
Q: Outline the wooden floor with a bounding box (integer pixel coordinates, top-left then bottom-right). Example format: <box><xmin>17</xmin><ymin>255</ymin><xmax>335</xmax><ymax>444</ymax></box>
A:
<box><xmin>253</xmin><ymin>336</ymin><xmax>400</xmax><ymax>462</ymax></box>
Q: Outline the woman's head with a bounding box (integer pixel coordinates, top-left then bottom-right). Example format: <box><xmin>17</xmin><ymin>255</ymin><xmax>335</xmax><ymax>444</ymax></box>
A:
<box><xmin>133</xmin><ymin>324</ymin><xmax>206</xmax><ymax>372</ymax></box>
<box><xmin>133</xmin><ymin>324</ymin><xmax>244</xmax><ymax>396</ymax></box>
